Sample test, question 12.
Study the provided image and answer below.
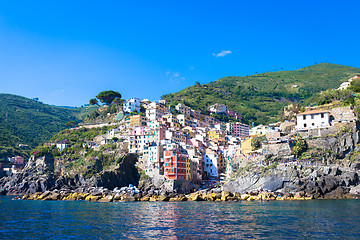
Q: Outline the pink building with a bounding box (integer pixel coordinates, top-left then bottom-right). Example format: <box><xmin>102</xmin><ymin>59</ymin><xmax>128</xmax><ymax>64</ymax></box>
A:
<box><xmin>233</xmin><ymin>123</ymin><xmax>249</xmax><ymax>138</ymax></box>
<box><xmin>9</xmin><ymin>156</ymin><xmax>25</xmax><ymax>165</ymax></box>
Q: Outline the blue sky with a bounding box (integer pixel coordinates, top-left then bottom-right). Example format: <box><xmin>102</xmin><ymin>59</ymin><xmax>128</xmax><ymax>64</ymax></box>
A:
<box><xmin>1</xmin><ymin>1</ymin><xmax>360</xmax><ymax>107</ymax></box>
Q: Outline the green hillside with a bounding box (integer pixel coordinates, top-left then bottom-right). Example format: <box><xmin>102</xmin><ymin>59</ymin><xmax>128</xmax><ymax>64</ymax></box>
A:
<box><xmin>164</xmin><ymin>63</ymin><xmax>360</xmax><ymax>124</ymax></box>
<box><xmin>0</xmin><ymin>94</ymin><xmax>96</xmax><ymax>158</ymax></box>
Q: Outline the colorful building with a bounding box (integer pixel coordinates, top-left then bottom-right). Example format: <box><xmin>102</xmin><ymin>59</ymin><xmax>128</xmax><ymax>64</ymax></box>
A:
<box><xmin>241</xmin><ymin>138</ymin><xmax>252</xmax><ymax>156</ymax></box>
<box><xmin>208</xmin><ymin>103</ymin><xmax>227</xmax><ymax>114</ymax></box>
<box><xmin>175</xmin><ymin>103</ymin><xmax>191</xmax><ymax>116</ymax></box>
<box><xmin>233</xmin><ymin>123</ymin><xmax>250</xmax><ymax>138</ymax></box>
<box><xmin>203</xmin><ymin>149</ymin><xmax>222</xmax><ymax>178</ymax></box>
<box><xmin>146</xmin><ymin>102</ymin><xmax>169</xmax><ymax>121</ymax></box>
<box><xmin>186</xmin><ymin>157</ymin><xmax>191</xmax><ymax>181</ymax></box>
<box><xmin>207</xmin><ymin>129</ymin><xmax>224</xmax><ymax>140</ymax></box>
<box><xmin>129</xmin><ymin>114</ymin><xmax>147</xmax><ymax>127</ymax></box>
<box><xmin>164</xmin><ymin>149</ymin><xmax>187</xmax><ymax>180</ymax></box>
<box><xmin>177</xmin><ymin>114</ymin><xmax>192</xmax><ymax>127</ymax></box>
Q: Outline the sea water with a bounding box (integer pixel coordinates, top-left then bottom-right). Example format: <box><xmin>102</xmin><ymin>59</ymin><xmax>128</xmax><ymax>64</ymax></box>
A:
<box><xmin>1</xmin><ymin>196</ymin><xmax>359</xmax><ymax>239</ymax></box>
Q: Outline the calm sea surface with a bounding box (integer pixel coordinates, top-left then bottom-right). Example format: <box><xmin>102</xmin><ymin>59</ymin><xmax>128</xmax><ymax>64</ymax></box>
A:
<box><xmin>0</xmin><ymin>196</ymin><xmax>359</xmax><ymax>239</ymax></box>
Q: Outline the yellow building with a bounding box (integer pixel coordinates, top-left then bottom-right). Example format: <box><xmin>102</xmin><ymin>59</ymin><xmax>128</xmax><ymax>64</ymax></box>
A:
<box><xmin>241</xmin><ymin>137</ymin><xmax>252</xmax><ymax>156</ymax></box>
<box><xmin>207</xmin><ymin>130</ymin><xmax>224</xmax><ymax>140</ymax></box>
<box><xmin>186</xmin><ymin>157</ymin><xmax>191</xmax><ymax>181</ymax></box>
<box><xmin>182</xmin><ymin>126</ymin><xmax>196</xmax><ymax>138</ymax></box>
<box><xmin>164</xmin><ymin>115</ymin><xmax>181</xmax><ymax>129</ymax></box>
<box><xmin>130</xmin><ymin>115</ymin><xmax>147</xmax><ymax>127</ymax></box>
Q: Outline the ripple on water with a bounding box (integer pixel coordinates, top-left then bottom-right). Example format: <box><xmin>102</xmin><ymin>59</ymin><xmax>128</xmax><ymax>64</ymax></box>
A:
<box><xmin>1</xmin><ymin>197</ymin><xmax>360</xmax><ymax>239</ymax></box>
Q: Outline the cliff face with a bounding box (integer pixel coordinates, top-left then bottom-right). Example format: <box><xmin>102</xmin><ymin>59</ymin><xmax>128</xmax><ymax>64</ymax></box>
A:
<box><xmin>224</xmin><ymin>163</ymin><xmax>360</xmax><ymax>198</ymax></box>
<box><xmin>304</xmin><ymin>122</ymin><xmax>360</xmax><ymax>160</ymax></box>
<box><xmin>225</xmin><ymin>122</ymin><xmax>360</xmax><ymax>198</ymax></box>
<box><xmin>0</xmin><ymin>154</ymin><xmax>140</xmax><ymax>195</ymax></box>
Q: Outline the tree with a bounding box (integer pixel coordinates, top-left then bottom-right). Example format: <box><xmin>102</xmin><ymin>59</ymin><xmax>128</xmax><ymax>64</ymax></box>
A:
<box><xmin>65</xmin><ymin>121</ymin><xmax>77</xmax><ymax>128</ymax></box>
<box><xmin>292</xmin><ymin>137</ymin><xmax>307</xmax><ymax>157</ymax></box>
<box><xmin>350</xmin><ymin>79</ymin><xmax>360</xmax><ymax>93</ymax></box>
<box><xmin>90</xmin><ymin>98</ymin><xmax>98</xmax><ymax>105</ymax></box>
<box><xmin>112</xmin><ymin>97</ymin><xmax>124</xmax><ymax>105</ymax></box>
<box><xmin>96</xmin><ymin>91</ymin><xmax>122</xmax><ymax>105</ymax></box>
<box><xmin>251</xmin><ymin>135</ymin><xmax>266</xmax><ymax>150</ymax></box>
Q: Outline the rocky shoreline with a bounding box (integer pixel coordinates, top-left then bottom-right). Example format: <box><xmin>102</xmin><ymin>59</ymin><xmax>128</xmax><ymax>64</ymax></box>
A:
<box><xmin>2</xmin><ymin>154</ymin><xmax>360</xmax><ymax>203</ymax></box>
<box><xmin>18</xmin><ymin>184</ymin><xmax>360</xmax><ymax>202</ymax></box>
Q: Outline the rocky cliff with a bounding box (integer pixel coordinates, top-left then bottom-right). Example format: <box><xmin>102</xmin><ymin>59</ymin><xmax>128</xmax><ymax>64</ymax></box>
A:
<box><xmin>0</xmin><ymin>154</ymin><xmax>140</xmax><ymax>195</ymax></box>
<box><xmin>224</xmin><ymin>162</ymin><xmax>360</xmax><ymax>199</ymax></box>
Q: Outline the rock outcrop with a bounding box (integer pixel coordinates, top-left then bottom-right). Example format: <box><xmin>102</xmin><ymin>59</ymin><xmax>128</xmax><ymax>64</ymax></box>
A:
<box><xmin>225</xmin><ymin>162</ymin><xmax>360</xmax><ymax>199</ymax></box>
<box><xmin>0</xmin><ymin>154</ymin><xmax>140</xmax><ymax>195</ymax></box>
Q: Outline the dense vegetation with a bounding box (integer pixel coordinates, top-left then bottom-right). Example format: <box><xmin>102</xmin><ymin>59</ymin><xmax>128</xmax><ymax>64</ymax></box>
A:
<box><xmin>48</xmin><ymin>126</ymin><xmax>124</xmax><ymax>177</ymax></box>
<box><xmin>0</xmin><ymin>94</ymin><xmax>97</xmax><ymax>158</ymax></box>
<box><xmin>164</xmin><ymin>63</ymin><xmax>360</xmax><ymax>125</ymax></box>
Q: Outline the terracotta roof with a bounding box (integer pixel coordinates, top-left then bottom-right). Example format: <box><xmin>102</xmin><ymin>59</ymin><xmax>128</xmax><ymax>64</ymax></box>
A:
<box><xmin>296</xmin><ymin>110</ymin><xmax>329</xmax><ymax>116</ymax></box>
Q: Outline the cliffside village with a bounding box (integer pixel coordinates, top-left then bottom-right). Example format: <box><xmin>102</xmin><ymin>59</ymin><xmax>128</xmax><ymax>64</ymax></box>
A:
<box><xmin>104</xmin><ymin>99</ymin><xmax>250</xmax><ymax>183</ymax></box>
<box><xmin>2</xmin><ymin>97</ymin><xmax>357</xmax><ymax>183</ymax></box>
<box><xmin>70</xmin><ymin>95</ymin><xmax>358</xmax><ymax>184</ymax></box>
<box><xmin>2</xmin><ymin>76</ymin><xmax>359</xmax><ymax>181</ymax></box>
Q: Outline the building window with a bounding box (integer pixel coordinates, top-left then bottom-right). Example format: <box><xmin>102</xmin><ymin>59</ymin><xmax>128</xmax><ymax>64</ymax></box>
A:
<box><xmin>311</xmin><ymin>115</ymin><xmax>314</xmax><ymax>119</ymax></box>
<box><xmin>312</xmin><ymin>123</ymin><xmax>315</xmax><ymax>126</ymax></box>
<box><xmin>304</xmin><ymin>124</ymin><xmax>307</xmax><ymax>128</ymax></box>
<box><xmin>303</xmin><ymin>115</ymin><xmax>306</xmax><ymax>120</ymax></box>
<box><xmin>321</xmin><ymin>113</ymin><xmax>324</xmax><ymax>118</ymax></box>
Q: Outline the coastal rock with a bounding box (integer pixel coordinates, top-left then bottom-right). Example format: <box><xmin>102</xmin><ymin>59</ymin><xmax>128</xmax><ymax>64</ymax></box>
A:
<box><xmin>85</xmin><ymin>195</ymin><xmax>102</xmax><ymax>202</ymax></box>
<box><xmin>188</xmin><ymin>192</ymin><xmax>203</xmax><ymax>201</ymax></box>
<box><xmin>324</xmin><ymin>186</ymin><xmax>349</xmax><ymax>199</ymax></box>
<box><xmin>44</xmin><ymin>192</ymin><xmax>61</xmax><ymax>201</ymax></box>
<box><xmin>159</xmin><ymin>195</ymin><xmax>170</xmax><ymax>201</ymax></box>
<box><xmin>99</xmin><ymin>195</ymin><xmax>113</xmax><ymax>202</ymax></box>
<box><xmin>349</xmin><ymin>184</ymin><xmax>360</xmax><ymax>195</ymax></box>
<box><xmin>224</xmin><ymin>169</ymin><xmax>297</xmax><ymax>193</ymax></box>
<box><xmin>140</xmin><ymin>196</ymin><xmax>150</xmax><ymax>201</ymax></box>
<box><xmin>0</xmin><ymin>154</ymin><xmax>140</xmax><ymax>196</ymax></box>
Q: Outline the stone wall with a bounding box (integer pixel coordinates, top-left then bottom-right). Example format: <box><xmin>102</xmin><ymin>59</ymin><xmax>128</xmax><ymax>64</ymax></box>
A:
<box><xmin>305</xmin><ymin>122</ymin><xmax>360</xmax><ymax>158</ymax></box>
<box><xmin>263</xmin><ymin>142</ymin><xmax>292</xmax><ymax>156</ymax></box>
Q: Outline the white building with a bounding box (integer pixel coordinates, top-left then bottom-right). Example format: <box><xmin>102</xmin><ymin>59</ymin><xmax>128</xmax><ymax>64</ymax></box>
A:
<box><xmin>338</xmin><ymin>82</ymin><xmax>351</xmax><ymax>90</ymax></box>
<box><xmin>214</xmin><ymin>123</ymin><xmax>227</xmax><ymax>132</ymax></box>
<box><xmin>147</xmin><ymin>120</ymin><xmax>161</xmax><ymax>129</ymax></box>
<box><xmin>146</xmin><ymin>102</ymin><xmax>169</xmax><ymax>121</ymax></box>
<box><xmin>175</xmin><ymin>103</ymin><xmax>191</xmax><ymax>116</ymax></box>
<box><xmin>296</xmin><ymin>110</ymin><xmax>330</xmax><ymax>130</ymax></box>
<box><xmin>107</xmin><ymin>128</ymin><xmax>120</xmax><ymax>139</ymax></box>
<box><xmin>249</xmin><ymin>125</ymin><xmax>270</xmax><ymax>136</ymax></box>
<box><xmin>208</xmin><ymin>103</ymin><xmax>227</xmax><ymax>114</ymax></box>
<box><xmin>123</xmin><ymin>98</ymin><xmax>141</xmax><ymax>113</ymax></box>
<box><xmin>203</xmin><ymin>152</ymin><xmax>218</xmax><ymax>178</ymax></box>
<box><xmin>56</xmin><ymin>143</ymin><xmax>67</xmax><ymax>152</ymax></box>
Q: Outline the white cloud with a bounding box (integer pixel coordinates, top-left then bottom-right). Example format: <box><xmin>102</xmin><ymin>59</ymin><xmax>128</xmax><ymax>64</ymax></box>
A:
<box><xmin>212</xmin><ymin>50</ymin><xmax>232</xmax><ymax>57</ymax></box>
<box><xmin>167</xmin><ymin>71</ymin><xmax>185</xmax><ymax>84</ymax></box>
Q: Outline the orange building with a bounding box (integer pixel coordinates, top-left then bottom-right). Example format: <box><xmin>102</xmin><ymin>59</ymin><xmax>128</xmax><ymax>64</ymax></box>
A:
<box><xmin>164</xmin><ymin>150</ymin><xmax>187</xmax><ymax>180</ymax></box>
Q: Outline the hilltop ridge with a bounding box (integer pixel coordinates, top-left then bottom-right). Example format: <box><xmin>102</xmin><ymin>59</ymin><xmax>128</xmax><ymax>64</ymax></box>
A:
<box><xmin>0</xmin><ymin>93</ymin><xmax>97</xmax><ymax>158</ymax></box>
<box><xmin>164</xmin><ymin>63</ymin><xmax>360</xmax><ymax>125</ymax></box>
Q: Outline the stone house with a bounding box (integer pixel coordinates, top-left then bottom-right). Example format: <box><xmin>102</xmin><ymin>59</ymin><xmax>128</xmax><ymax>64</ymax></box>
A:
<box><xmin>330</xmin><ymin>106</ymin><xmax>357</xmax><ymax>124</ymax></box>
